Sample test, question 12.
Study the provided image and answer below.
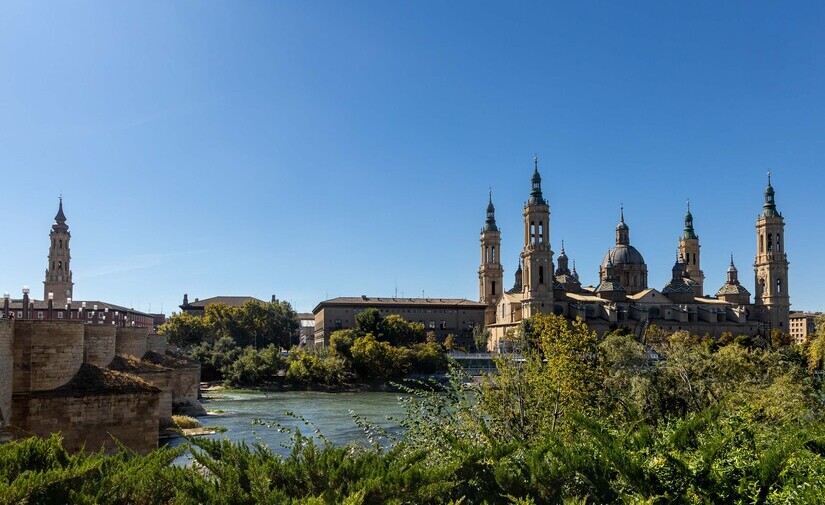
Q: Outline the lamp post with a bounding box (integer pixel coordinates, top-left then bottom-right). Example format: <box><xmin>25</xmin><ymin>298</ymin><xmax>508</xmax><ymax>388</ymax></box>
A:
<box><xmin>22</xmin><ymin>286</ymin><xmax>30</xmax><ymax>319</ymax></box>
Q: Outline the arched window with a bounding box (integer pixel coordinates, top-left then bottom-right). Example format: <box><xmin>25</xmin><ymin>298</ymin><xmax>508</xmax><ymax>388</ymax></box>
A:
<box><xmin>776</xmin><ymin>234</ymin><xmax>781</xmax><ymax>252</ymax></box>
<box><xmin>768</xmin><ymin>233</ymin><xmax>773</xmax><ymax>252</ymax></box>
<box><xmin>530</xmin><ymin>222</ymin><xmax>536</xmax><ymax>244</ymax></box>
<box><xmin>760</xmin><ymin>234</ymin><xmax>764</xmax><ymax>253</ymax></box>
<box><xmin>58</xmin><ymin>261</ymin><xmax>62</xmax><ymax>270</ymax></box>
<box><xmin>692</xmin><ymin>253</ymin><xmax>696</xmax><ymax>265</ymax></box>
<box><xmin>538</xmin><ymin>222</ymin><xmax>544</xmax><ymax>244</ymax></box>
<box><xmin>539</xmin><ymin>266</ymin><xmax>544</xmax><ymax>284</ymax></box>
<box><xmin>485</xmin><ymin>246</ymin><xmax>489</xmax><ymax>263</ymax></box>
<box><xmin>776</xmin><ymin>278</ymin><xmax>782</xmax><ymax>294</ymax></box>
<box><xmin>492</xmin><ymin>246</ymin><xmax>496</xmax><ymax>263</ymax></box>
<box><xmin>59</xmin><ymin>239</ymin><xmax>62</xmax><ymax>249</ymax></box>
<box><xmin>492</xmin><ymin>281</ymin><xmax>496</xmax><ymax>296</ymax></box>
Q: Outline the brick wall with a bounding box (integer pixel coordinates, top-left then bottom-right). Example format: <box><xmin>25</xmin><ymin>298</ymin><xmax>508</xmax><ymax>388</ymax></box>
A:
<box><xmin>0</xmin><ymin>320</ymin><xmax>13</xmax><ymax>426</ymax></box>
<box><xmin>83</xmin><ymin>326</ymin><xmax>116</xmax><ymax>367</ymax></box>
<box><xmin>13</xmin><ymin>320</ymin><xmax>85</xmax><ymax>393</ymax></box>
<box><xmin>115</xmin><ymin>327</ymin><xmax>148</xmax><ymax>358</ymax></box>
<box><xmin>16</xmin><ymin>391</ymin><xmax>159</xmax><ymax>454</ymax></box>
<box><xmin>146</xmin><ymin>333</ymin><xmax>168</xmax><ymax>354</ymax></box>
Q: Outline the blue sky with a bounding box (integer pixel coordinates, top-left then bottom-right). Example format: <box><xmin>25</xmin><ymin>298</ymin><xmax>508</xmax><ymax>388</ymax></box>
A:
<box><xmin>1</xmin><ymin>1</ymin><xmax>823</xmax><ymax>314</ymax></box>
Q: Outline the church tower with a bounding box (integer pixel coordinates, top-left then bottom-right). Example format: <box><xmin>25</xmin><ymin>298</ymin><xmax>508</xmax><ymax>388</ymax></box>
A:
<box><xmin>479</xmin><ymin>191</ymin><xmax>503</xmax><ymax>324</ymax></box>
<box><xmin>520</xmin><ymin>156</ymin><xmax>553</xmax><ymax>318</ymax></box>
<box><xmin>754</xmin><ymin>173</ymin><xmax>790</xmax><ymax>332</ymax></box>
<box><xmin>44</xmin><ymin>197</ymin><xmax>74</xmax><ymax>305</ymax></box>
<box><xmin>678</xmin><ymin>200</ymin><xmax>704</xmax><ymax>296</ymax></box>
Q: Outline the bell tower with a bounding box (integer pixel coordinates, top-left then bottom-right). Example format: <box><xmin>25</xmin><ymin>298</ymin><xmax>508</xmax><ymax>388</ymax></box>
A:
<box><xmin>479</xmin><ymin>190</ymin><xmax>503</xmax><ymax>324</ymax></box>
<box><xmin>520</xmin><ymin>156</ymin><xmax>554</xmax><ymax>318</ymax></box>
<box><xmin>44</xmin><ymin>197</ymin><xmax>74</xmax><ymax>305</ymax></box>
<box><xmin>678</xmin><ymin>199</ymin><xmax>704</xmax><ymax>296</ymax></box>
<box><xmin>753</xmin><ymin>172</ymin><xmax>790</xmax><ymax>332</ymax></box>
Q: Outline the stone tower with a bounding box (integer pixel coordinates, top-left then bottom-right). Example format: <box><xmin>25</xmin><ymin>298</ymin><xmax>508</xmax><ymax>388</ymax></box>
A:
<box><xmin>44</xmin><ymin>197</ymin><xmax>74</xmax><ymax>305</ymax></box>
<box><xmin>678</xmin><ymin>200</ymin><xmax>704</xmax><ymax>296</ymax></box>
<box><xmin>479</xmin><ymin>191</ymin><xmax>503</xmax><ymax>324</ymax></box>
<box><xmin>520</xmin><ymin>156</ymin><xmax>553</xmax><ymax>318</ymax></box>
<box><xmin>753</xmin><ymin>173</ymin><xmax>790</xmax><ymax>332</ymax></box>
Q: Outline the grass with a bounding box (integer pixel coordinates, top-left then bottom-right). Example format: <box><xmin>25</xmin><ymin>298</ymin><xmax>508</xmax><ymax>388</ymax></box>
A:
<box><xmin>172</xmin><ymin>415</ymin><xmax>202</xmax><ymax>429</ymax></box>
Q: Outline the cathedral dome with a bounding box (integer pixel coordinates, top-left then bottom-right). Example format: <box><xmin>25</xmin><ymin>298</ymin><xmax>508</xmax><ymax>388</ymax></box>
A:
<box><xmin>601</xmin><ymin>245</ymin><xmax>646</xmax><ymax>269</ymax></box>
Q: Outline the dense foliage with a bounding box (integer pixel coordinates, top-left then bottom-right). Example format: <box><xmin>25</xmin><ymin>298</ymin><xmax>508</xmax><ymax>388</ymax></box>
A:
<box><xmin>190</xmin><ymin>337</ymin><xmax>283</xmax><ymax>386</ymax></box>
<box><xmin>5</xmin><ymin>314</ymin><xmax>825</xmax><ymax>503</ymax></box>
<box><xmin>158</xmin><ymin>299</ymin><xmax>299</xmax><ymax>349</ymax></box>
<box><xmin>283</xmin><ymin>310</ymin><xmax>449</xmax><ymax>387</ymax></box>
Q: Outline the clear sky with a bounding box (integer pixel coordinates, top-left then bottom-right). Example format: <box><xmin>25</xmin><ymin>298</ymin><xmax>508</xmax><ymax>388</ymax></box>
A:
<box><xmin>1</xmin><ymin>1</ymin><xmax>823</xmax><ymax>314</ymax></box>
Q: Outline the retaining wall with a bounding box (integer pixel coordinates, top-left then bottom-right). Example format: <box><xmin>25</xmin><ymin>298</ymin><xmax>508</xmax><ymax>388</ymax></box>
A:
<box><xmin>16</xmin><ymin>391</ymin><xmax>159</xmax><ymax>454</ymax></box>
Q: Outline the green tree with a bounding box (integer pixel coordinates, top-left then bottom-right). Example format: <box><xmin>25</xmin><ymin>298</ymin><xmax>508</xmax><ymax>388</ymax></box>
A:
<box><xmin>158</xmin><ymin>312</ymin><xmax>211</xmax><ymax>347</ymax></box>
<box><xmin>355</xmin><ymin>308</ymin><xmax>385</xmax><ymax>339</ymax></box>
<box><xmin>350</xmin><ymin>334</ymin><xmax>411</xmax><ymax>380</ymax></box>
<box><xmin>472</xmin><ymin>324</ymin><xmax>491</xmax><ymax>352</ymax></box>
<box><xmin>382</xmin><ymin>314</ymin><xmax>425</xmax><ymax>346</ymax></box>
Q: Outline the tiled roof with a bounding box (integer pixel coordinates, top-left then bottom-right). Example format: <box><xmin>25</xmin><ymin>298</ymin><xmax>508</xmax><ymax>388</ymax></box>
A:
<box><xmin>715</xmin><ymin>284</ymin><xmax>751</xmax><ymax>297</ymax></box>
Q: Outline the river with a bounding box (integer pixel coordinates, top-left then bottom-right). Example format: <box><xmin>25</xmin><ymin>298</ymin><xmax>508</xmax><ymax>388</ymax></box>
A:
<box><xmin>170</xmin><ymin>390</ymin><xmax>409</xmax><ymax>461</ymax></box>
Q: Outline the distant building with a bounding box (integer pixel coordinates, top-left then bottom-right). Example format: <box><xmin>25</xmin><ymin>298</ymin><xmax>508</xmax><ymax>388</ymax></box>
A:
<box><xmin>179</xmin><ymin>294</ymin><xmax>266</xmax><ymax>316</ymax></box>
<box><xmin>478</xmin><ymin>160</ymin><xmax>789</xmax><ymax>351</ymax></box>
<box><xmin>297</xmin><ymin>313</ymin><xmax>315</xmax><ymax>346</ymax></box>
<box><xmin>789</xmin><ymin>312</ymin><xmax>821</xmax><ymax>344</ymax></box>
<box><xmin>312</xmin><ymin>296</ymin><xmax>487</xmax><ymax>348</ymax></box>
<box><xmin>2</xmin><ymin>199</ymin><xmax>157</xmax><ymax>330</ymax></box>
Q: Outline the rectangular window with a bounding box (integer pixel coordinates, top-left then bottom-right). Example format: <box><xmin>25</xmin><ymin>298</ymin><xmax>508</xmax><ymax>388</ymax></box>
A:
<box><xmin>17</xmin><ymin>311</ymin><xmax>22</xmax><ymax>318</ymax></box>
<box><xmin>87</xmin><ymin>312</ymin><xmax>93</xmax><ymax>319</ymax></box>
<box><xmin>37</xmin><ymin>311</ymin><xmax>43</xmax><ymax>319</ymax></box>
<box><xmin>57</xmin><ymin>312</ymin><xmax>64</xmax><ymax>319</ymax></box>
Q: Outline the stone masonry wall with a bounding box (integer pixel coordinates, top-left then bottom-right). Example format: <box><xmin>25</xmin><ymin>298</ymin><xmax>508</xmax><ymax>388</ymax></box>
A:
<box><xmin>18</xmin><ymin>392</ymin><xmax>159</xmax><ymax>454</ymax></box>
<box><xmin>0</xmin><ymin>320</ymin><xmax>13</xmax><ymax>427</ymax></box>
<box><xmin>115</xmin><ymin>327</ymin><xmax>148</xmax><ymax>358</ymax></box>
<box><xmin>146</xmin><ymin>333</ymin><xmax>168</xmax><ymax>354</ymax></box>
<box><xmin>83</xmin><ymin>326</ymin><xmax>116</xmax><ymax>367</ymax></box>
<box><xmin>128</xmin><ymin>370</ymin><xmax>173</xmax><ymax>426</ymax></box>
<box><xmin>170</xmin><ymin>366</ymin><xmax>205</xmax><ymax>415</ymax></box>
<box><xmin>13</xmin><ymin>321</ymin><xmax>85</xmax><ymax>393</ymax></box>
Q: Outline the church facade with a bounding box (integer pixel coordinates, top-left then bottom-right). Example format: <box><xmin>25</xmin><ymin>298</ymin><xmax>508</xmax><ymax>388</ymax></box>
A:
<box><xmin>479</xmin><ymin>159</ymin><xmax>790</xmax><ymax>351</ymax></box>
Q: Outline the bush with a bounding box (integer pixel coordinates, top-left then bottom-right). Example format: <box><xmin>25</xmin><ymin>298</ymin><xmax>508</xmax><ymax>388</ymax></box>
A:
<box><xmin>285</xmin><ymin>349</ymin><xmax>346</xmax><ymax>387</ymax></box>
<box><xmin>222</xmin><ymin>344</ymin><xmax>283</xmax><ymax>387</ymax></box>
<box><xmin>172</xmin><ymin>415</ymin><xmax>201</xmax><ymax>429</ymax></box>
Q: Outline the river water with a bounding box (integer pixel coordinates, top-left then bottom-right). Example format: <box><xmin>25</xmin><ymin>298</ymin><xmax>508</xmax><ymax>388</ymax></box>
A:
<box><xmin>170</xmin><ymin>390</ymin><xmax>408</xmax><ymax>461</ymax></box>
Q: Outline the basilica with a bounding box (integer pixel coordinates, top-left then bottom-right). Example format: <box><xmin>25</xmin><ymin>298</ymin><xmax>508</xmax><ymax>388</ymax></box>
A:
<box><xmin>478</xmin><ymin>158</ymin><xmax>790</xmax><ymax>350</ymax></box>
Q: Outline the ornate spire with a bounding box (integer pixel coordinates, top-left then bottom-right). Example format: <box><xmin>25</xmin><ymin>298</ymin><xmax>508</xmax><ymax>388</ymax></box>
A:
<box><xmin>483</xmin><ymin>189</ymin><xmax>498</xmax><ymax>232</ymax></box>
<box><xmin>52</xmin><ymin>197</ymin><xmax>68</xmax><ymax>232</ymax></box>
<box><xmin>683</xmin><ymin>198</ymin><xmax>697</xmax><ymax>239</ymax></box>
<box><xmin>762</xmin><ymin>170</ymin><xmax>778</xmax><ymax>218</ymax></box>
<box><xmin>54</xmin><ymin>196</ymin><xmax>66</xmax><ymax>224</ymax></box>
<box><xmin>615</xmin><ymin>204</ymin><xmax>630</xmax><ymax>245</ymax></box>
<box><xmin>528</xmin><ymin>154</ymin><xmax>546</xmax><ymax>205</ymax></box>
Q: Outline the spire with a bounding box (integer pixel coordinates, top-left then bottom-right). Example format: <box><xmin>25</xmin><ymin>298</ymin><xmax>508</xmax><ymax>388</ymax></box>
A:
<box><xmin>560</xmin><ymin>239</ymin><xmax>566</xmax><ymax>257</ymax></box>
<box><xmin>52</xmin><ymin>196</ymin><xmax>68</xmax><ymax>232</ymax></box>
<box><xmin>615</xmin><ymin>204</ymin><xmax>630</xmax><ymax>245</ymax></box>
<box><xmin>54</xmin><ymin>196</ymin><xmax>66</xmax><ymax>224</ymax></box>
<box><xmin>483</xmin><ymin>189</ymin><xmax>498</xmax><ymax>232</ymax></box>
<box><xmin>726</xmin><ymin>254</ymin><xmax>739</xmax><ymax>284</ymax></box>
<box><xmin>762</xmin><ymin>170</ymin><xmax>778</xmax><ymax>218</ymax></box>
<box><xmin>528</xmin><ymin>154</ymin><xmax>546</xmax><ymax>205</ymax></box>
<box><xmin>683</xmin><ymin>198</ymin><xmax>697</xmax><ymax>239</ymax></box>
